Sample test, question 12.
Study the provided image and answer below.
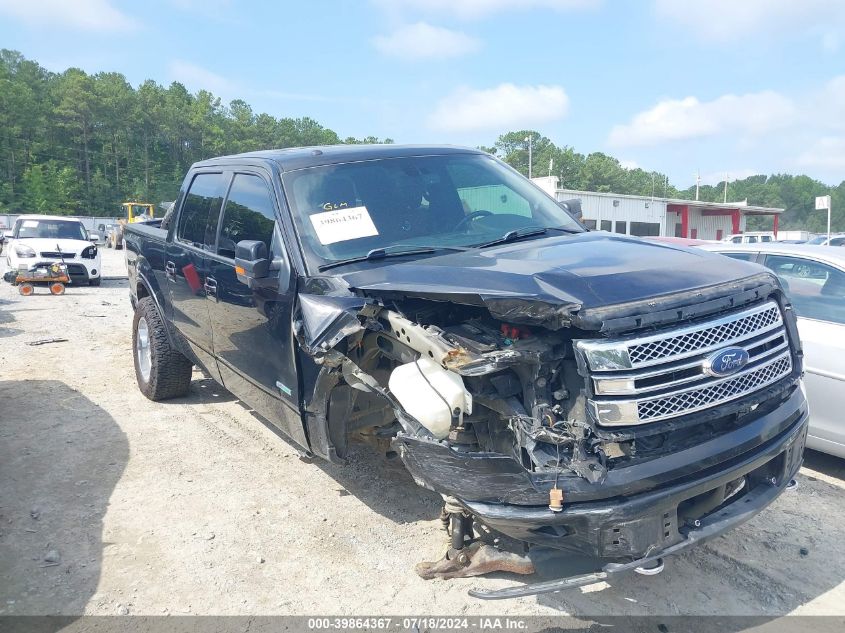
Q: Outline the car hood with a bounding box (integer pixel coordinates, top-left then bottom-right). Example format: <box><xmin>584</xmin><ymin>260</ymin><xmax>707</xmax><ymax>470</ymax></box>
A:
<box><xmin>297</xmin><ymin>232</ymin><xmax>777</xmax><ymax>348</ymax></box>
<box><xmin>12</xmin><ymin>237</ymin><xmax>92</xmax><ymax>255</ymax></box>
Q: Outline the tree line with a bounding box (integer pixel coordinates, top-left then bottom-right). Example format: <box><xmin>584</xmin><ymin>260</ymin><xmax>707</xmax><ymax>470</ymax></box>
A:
<box><xmin>1</xmin><ymin>49</ymin><xmax>842</xmax><ymax>232</ymax></box>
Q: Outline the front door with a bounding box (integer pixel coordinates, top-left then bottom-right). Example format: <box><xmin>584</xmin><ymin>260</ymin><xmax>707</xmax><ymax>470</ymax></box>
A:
<box><xmin>762</xmin><ymin>254</ymin><xmax>845</xmax><ymax>455</ymax></box>
<box><xmin>204</xmin><ymin>171</ymin><xmax>307</xmax><ymax>449</ymax></box>
<box><xmin>165</xmin><ymin>171</ymin><xmax>227</xmax><ymax>379</ymax></box>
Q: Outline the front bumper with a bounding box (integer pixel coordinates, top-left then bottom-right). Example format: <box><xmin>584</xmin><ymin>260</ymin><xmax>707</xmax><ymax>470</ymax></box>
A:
<box><xmin>464</xmin><ymin>406</ymin><xmax>807</xmax><ymax>599</ymax></box>
<box><xmin>397</xmin><ymin>382</ymin><xmax>807</xmax><ymax>597</ymax></box>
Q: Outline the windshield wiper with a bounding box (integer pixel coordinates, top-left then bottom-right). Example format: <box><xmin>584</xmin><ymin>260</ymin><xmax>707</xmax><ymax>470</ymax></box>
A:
<box><xmin>317</xmin><ymin>244</ymin><xmax>468</xmax><ymax>272</ymax></box>
<box><xmin>473</xmin><ymin>226</ymin><xmax>581</xmax><ymax>250</ymax></box>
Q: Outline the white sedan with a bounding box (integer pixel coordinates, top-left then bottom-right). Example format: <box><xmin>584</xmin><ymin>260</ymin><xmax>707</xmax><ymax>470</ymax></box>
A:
<box><xmin>700</xmin><ymin>243</ymin><xmax>845</xmax><ymax>458</ymax></box>
<box><xmin>4</xmin><ymin>215</ymin><xmax>102</xmax><ymax>286</ymax></box>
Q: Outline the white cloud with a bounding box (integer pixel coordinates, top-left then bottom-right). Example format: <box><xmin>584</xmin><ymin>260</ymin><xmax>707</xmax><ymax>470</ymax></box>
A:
<box><xmin>0</xmin><ymin>0</ymin><xmax>137</xmax><ymax>31</ymax></box>
<box><xmin>619</xmin><ymin>159</ymin><xmax>640</xmax><ymax>170</ymax></box>
<box><xmin>797</xmin><ymin>137</ymin><xmax>845</xmax><ymax>171</ymax></box>
<box><xmin>428</xmin><ymin>83</ymin><xmax>569</xmax><ymax>132</ymax></box>
<box><xmin>607</xmin><ymin>91</ymin><xmax>796</xmax><ymax>148</ymax></box>
<box><xmin>372</xmin><ymin>22</ymin><xmax>481</xmax><ymax>60</ymax></box>
<box><xmin>654</xmin><ymin>0</ymin><xmax>845</xmax><ymax>43</ymax></box>
<box><xmin>700</xmin><ymin>169</ymin><xmax>761</xmax><ymax>186</ymax></box>
<box><xmin>168</xmin><ymin>60</ymin><xmax>233</xmax><ymax>97</ymax></box>
<box><xmin>374</xmin><ymin>0</ymin><xmax>598</xmax><ymax>20</ymax></box>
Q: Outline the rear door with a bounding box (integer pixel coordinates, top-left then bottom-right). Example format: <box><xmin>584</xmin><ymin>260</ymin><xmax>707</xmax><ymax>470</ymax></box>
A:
<box><xmin>761</xmin><ymin>253</ymin><xmax>845</xmax><ymax>455</ymax></box>
<box><xmin>166</xmin><ymin>171</ymin><xmax>227</xmax><ymax>379</ymax></box>
<box><xmin>204</xmin><ymin>170</ymin><xmax>307</xmax><ymax>449</ymax></box>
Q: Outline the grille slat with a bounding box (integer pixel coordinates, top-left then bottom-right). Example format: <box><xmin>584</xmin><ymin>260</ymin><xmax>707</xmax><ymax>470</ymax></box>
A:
<box><xmin>628</xmin><ymin>305</ymin><xmax>780</xmax><ymax>366</ymax></box>
<box><xmin>635</xmin><ymin>354</ymin><xmax>791</xmax><ymax>422</ymax></box>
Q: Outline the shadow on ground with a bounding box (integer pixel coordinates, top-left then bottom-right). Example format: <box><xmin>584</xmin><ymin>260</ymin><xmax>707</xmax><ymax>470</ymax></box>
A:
<box><xmin>0</xmin><ymin>380</ymin><xmax>129</xmax><ymax>617</ymax></box>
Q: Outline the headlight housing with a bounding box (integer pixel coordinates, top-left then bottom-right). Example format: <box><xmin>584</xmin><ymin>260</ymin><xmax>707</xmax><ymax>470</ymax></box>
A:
<box><xmin>14</xmin><ymin>244</ymin><xmax>36</xmax><ymax>258</ymax></box>
<box><xmin>81</xmin><ymin>245</ymin><xmax>98</xmax><ymax>259</ymax></box>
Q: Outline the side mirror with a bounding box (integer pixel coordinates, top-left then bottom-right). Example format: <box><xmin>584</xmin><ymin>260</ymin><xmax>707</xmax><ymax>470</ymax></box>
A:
<box><xmin>558</xmin><ymin>198</ymin><xmax>583</xmax><ymax>221</ymax></box>
<box><xmin>89</xmin><ymin>235</ymin><xmax>98</xmax><ymax>243</ymax></box>
<box><xmin>235</xmin><ymin>240</ymin><xmax>270</xmax><ymax>288</ymax></box>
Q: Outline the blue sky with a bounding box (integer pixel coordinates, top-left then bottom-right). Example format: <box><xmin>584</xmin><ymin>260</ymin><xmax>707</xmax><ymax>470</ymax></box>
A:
<box><xmin>1</xmin><ymin>0</ymin><xmax>844</xmax><ymax>187</ymax></box>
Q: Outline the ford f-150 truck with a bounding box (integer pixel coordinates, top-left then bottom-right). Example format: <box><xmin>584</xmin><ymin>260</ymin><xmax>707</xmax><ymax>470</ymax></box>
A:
<box><xmin>125</xmin><ymin>145</ymin><xmax>807</xmax><ymax>599</ymax></box>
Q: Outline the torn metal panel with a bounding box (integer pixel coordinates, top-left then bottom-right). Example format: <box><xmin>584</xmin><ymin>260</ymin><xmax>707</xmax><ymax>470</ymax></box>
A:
<box><xmin>296</xmin><ymin>293</ymin><xmax>370</xmax><ymax>354</ymax></box>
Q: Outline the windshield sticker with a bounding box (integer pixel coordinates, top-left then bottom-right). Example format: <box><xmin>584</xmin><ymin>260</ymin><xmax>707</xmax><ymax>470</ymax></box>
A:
<box><xmin>22</xmin><ymin>220</ymin><xmax>38</xmax><ymax>228</ymax></box>
<box><xmin>310</xmin><ymin>205</ymin><xmax>378</xmax><ymax>245</ymax></box>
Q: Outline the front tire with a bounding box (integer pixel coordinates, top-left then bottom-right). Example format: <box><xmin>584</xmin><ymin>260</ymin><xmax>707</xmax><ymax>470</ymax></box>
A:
<box><xmin>133</xmin><ymin>297</ymin><xmax>193</xmax><ymax>400</ymax></box>
<box><xmin>89</xmin><ymin>277</ymin><xmax>101</xmax><ymax>287</ymax></box>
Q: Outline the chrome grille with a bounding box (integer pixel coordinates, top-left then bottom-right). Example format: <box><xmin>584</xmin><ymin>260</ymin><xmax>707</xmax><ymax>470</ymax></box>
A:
<box><xmin>636</xmin><ymin>354</ymin><xmax>791</xmax><ymax>422</ymax></box>
<box><xmin>576</xmin><ymin>300</ymin><xmax>794</xmax><ymax>427</ymax></box>
<box><xmin>628</xmin><ymin>305</ymin><xmax>780</xmax><ymax>366</ymax></box>
<box><xmin>40</xmin><ymin>251</ymin><xmax>75</xmax><ymax>259</ymax></box>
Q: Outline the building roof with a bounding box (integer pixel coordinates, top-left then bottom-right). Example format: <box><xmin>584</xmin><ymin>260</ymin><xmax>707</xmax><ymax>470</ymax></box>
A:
<box><xmin>556</xmin><ymin>188</ymin><xmax>784</xmax><ymax>215</ymax></box>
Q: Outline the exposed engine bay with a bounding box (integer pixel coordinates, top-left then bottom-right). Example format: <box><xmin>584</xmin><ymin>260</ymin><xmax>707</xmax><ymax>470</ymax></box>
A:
<box><xmin>302</xmin><ymin>296</ymin><xmax>612</xmax><ymax>487</ymax></box>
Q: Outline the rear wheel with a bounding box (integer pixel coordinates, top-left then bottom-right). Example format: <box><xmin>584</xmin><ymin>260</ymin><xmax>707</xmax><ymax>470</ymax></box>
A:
<box><xmin>49</xmin><ymin>282</ymin><xmax>65</xmax><ymax>295</ymax></box>
<box><xmin>18</xmin><ymin>283</ymin><xmax>34</xmax><ymax>296</ymax></box>
<box><xmin>133</xmin><ymin>297</ymin><xmax>193</xmax><ymax>400</ymax></box>
<box><xmin>89</xmin><ymin>277</ymin><xmax>101</xmax><ymax>287</ymax></box>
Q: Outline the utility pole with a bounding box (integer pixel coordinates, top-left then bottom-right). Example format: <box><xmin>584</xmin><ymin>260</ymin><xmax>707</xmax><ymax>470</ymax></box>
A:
<box><xmin>723</xmin><ymin>172</ymin><xmax>729</xmax><ymax>203</ymax></box>
<box><xmin>524</xmin><ymin>134</ymin><xmax>533</xmax><ymax>179</ymax></box>
<box><xmin>695</xmin><ymin>170</ymin><xmax>701</xmax><ymax>201</ymax></box>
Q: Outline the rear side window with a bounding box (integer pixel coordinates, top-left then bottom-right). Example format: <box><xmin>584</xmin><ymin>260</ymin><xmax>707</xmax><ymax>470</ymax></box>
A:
<box><xmin>764</xmin><ymin>255</ymin><xmax>845</xmax><ymax>324</ymax></box>
<box><xmin>177</xmin><ymin>173</ymin><xmax>227</xmax><ymax>249</ymax></box>
<box><xmin>217</xmin><ymin>174</ymin><xmax>277</xmax><ymax>259</ymax></box>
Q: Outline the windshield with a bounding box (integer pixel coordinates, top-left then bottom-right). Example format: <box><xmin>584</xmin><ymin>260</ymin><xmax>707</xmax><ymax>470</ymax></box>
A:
<box><xmin>282</xmin><ymin>153</ymin><xmax>584</xmax><ymax>270</ymax></box>
<box><xmin>14</xmin><ymin>218</ymin><xmax>87</xmax><ymax>241</ymax></box>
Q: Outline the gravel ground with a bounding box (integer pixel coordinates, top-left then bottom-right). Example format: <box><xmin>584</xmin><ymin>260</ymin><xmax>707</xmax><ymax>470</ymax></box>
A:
<box><xmin>0</xmin><ymin>248</ymin><xmax>843</xmax><ymax>618</ymax></box>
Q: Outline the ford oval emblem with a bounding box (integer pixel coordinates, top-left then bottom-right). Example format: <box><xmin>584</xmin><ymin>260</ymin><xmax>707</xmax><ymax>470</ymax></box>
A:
<box><xmin>705</xmin><ymin>347</ymin><xmax>750</xmax><ymax>377</ymax></box>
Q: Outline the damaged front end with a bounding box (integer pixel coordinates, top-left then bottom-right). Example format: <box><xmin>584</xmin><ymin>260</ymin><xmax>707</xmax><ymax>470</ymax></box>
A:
<box><xmin>293</xmin><ymin>271</ymin><xmax>807</xmax><ymax>596</ymax></box>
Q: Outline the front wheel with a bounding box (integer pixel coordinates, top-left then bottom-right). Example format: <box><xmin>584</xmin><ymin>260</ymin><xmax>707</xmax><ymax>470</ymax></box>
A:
<box><xmin>89</xmin><ymin>277</ymin><xmax>101</xmax><ymax>287</ymax></box>
<box><xmin>133</xmin><ymin>297</ymin><xmax>193</xmax><ymax>400</ymax></box>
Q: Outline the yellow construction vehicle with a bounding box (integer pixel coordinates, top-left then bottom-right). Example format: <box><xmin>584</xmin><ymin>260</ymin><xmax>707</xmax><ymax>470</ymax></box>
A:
<box><xmin>108</xmin><ymin>202</ymin><xmax>155</xmax><ymax>249</ymax></box>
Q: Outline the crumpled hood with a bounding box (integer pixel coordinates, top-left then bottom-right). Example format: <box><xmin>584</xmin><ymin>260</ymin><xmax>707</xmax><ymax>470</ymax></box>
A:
<box><xmin>11</xmin><ymin>237</ymin><xmax>92</xmax><ymax>256</ymax></box>
<box><xmin>333</xmin><ymin>232</ymin><xmax>766</xmax><ymax>313</ymax></box>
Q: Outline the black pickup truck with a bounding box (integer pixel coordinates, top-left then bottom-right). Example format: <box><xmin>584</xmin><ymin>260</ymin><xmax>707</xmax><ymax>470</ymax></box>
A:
<box><xmin>125</xmin><ymin>145</ymin><xmax>807</xmax><ymax>598</ymax></box>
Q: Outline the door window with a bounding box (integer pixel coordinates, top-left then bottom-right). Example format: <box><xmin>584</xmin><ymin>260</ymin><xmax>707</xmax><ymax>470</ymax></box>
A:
<box><xmin>721</xmin><ymin>252</ymin><xmax>756</xmax><ymax>262</ymax></box>
<box><xmin>764</xmin><ymin>255</ymin><xmax>845</xmax><ymax>324</ymax></box>
<box><xmin>217</xmin><ymin>174</ymin><xmax>277</xmax><ymax>259</ymax></box>
<box><xmin>177</xmin><ymin>173</ymin><xmax>227</xmax><ymax>249</ymax></box>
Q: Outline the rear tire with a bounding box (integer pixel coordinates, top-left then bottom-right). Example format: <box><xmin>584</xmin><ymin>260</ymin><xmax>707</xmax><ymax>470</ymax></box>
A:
<box><xmin>133</xmin><ymin>297</ymin><xmax>193</xmax><ymax>400</ymax></box>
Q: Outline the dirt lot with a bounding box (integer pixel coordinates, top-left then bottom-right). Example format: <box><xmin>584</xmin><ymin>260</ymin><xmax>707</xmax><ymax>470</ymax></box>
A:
<box><xmin>0</xmin><ymin>248</ymin><xmax>844</xmax><ymax>618</ymax></box>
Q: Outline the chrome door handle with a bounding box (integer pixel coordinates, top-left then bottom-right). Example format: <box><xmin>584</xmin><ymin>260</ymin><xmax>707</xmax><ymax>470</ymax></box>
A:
<box><xmin>165</xmin><ymin>261</ymin><xmax>176</xmax><ymax>279</ymax></box>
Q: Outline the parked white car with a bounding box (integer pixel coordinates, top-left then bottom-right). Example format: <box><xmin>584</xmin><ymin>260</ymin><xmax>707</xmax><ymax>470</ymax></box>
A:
<box><xmin>4</xmin><ymin>215</ymin><xmax>102</xmax><ymax>286</ymax></box>
<box><xmin>701</xmin><ymin>243</ymin><xmax>845</xmax><ymax>458</ymax></box>
<box><xmin>722</xmin><ymin>232</ymin><xmax>775</xmax><ymax>244</ymax></box>
<box><xmin>806</xmin><ymin>234</ymin><xmax>845</xmax><ymax>247</ymax></box>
